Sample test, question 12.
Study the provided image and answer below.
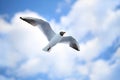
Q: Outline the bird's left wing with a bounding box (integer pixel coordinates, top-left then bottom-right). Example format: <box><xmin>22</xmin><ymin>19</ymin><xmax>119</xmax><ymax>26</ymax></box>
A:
<box><xmin>60</xmin><ymin>36</ymin><xmax>80</xmax><ymax>51</ymax></box>
<box><xmin>20</xmin><ymin>17</ymin><xmax>56</xmax><ymax>41</ymax></box>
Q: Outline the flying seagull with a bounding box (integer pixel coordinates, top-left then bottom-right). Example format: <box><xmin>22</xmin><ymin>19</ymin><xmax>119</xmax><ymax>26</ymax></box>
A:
<box><xmin>20</xmin><ymin>17</ymin><xmax>80</xmax><ymax>52</ymax></box>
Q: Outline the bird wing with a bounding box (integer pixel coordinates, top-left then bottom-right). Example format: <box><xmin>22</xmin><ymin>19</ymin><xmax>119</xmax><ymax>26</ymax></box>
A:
<box><xmin>60</xmin><ymin>36</ymin><xmax>80</xmax><ymax>51</ymax></box>
<box><xmin>20</xmin><ymin>17</ymin><xmax>56</xmax><ymax>41</ymax></box>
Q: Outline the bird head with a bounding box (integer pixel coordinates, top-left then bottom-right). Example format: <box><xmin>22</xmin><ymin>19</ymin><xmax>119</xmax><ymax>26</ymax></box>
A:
<box><xmin>60</xmin><ymin>31</ymin><xmax>66</xmax><ymax>36</ymax></box>
<box><xmin>20</xmin><ymin>17</ymin><xmax>37</xmax><ymax>26</ymax></box>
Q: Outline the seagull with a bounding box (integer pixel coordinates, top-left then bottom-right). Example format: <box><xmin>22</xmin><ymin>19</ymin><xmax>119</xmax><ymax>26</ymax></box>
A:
<box><xmin>20</xmin><ymin>17</ymin><xmax>80</xmax><ymax>52</ymax></box>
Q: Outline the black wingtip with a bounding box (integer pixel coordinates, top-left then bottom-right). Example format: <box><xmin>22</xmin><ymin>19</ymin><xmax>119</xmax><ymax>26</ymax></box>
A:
<box><xmin>70</xmin><ymin>43</ymin><xmax>80</xmax><ymax>51</ymax></box>
<box><xmin>20</xmin><ymin>17</ymin><xmax>25</xmax><ymax>20</ymax></box>
<box><xmin>20</xmin><ymin>17</ymin><xmax>25</xmax><ymax>21</ymax></box>
<box><xmin>76</xmin><ymin>48</ymin><xmax>80</xmax><ymax>51</ymax></box>
<box><xmin>20</xmin><ymin>17</ymin><xmax>23</xmax><ymax>19</ymax></box>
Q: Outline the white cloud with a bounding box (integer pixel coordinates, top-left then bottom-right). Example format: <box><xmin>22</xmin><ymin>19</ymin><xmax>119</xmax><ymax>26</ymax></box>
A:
<box><xmin>0</xmin><ymin>18</ymin><xmax>12</xmax><ymax>33</ymax></box>
<box><xmin>90</xmin><ymin>60</ymin><xmax>111</xmax><ymax>80</ymax></box>
<box><xmin>89</xmin><ymin>47</ymin><xmax>120</xmax><ymax>80</ymax></box>
<box><xmin>0</xmin><ymin>0</ymin><xmax>120</xmax><ymax>80</ymax></box>
<box><xmin>56</xmin><ymin>0</ymin><xmax>73</xmax><ymax>13</ymax></box>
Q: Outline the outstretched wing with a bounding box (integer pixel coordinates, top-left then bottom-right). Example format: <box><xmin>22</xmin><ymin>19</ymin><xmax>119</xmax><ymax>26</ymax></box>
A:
<box><xmin>20</xmin><ymin>17</ymin><xmax>56</xmax><ymax>41</ymax></box>
<box><xmin>60</xmin><ymin>36</ymin><xmax>80</xmax><ymax>51</ymax></box>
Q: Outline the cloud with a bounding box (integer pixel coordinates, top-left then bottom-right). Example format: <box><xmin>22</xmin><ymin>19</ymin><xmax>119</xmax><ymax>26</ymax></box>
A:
<box><xmin>56</xmin><ymin>0</ymin><xmax>74</xmax><ymax>13</ymax></box>
<box><xmin>89</xmin><ymin>47</ymin><xmax>120</xmax><ymax>80</ymax></box>
<box><xmin>0</xmin><ymin>0</ymin><xmax>120</xmax><ymax>80</ymax></box>
<box><xmin>90</xmin><ymin>60</ymin><xmax>111</xmax><ymax>80</ymax></box>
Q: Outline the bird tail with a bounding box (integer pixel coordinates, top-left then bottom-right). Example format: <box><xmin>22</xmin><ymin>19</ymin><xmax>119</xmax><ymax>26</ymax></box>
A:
<box><xmin>42</xmin><ymin>45</ymin><xmax>51</xmax><ymax>52</ymax></box>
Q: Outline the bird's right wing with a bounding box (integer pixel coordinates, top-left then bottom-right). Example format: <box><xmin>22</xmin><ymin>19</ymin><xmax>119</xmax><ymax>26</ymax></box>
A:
<box><xmin>60</xmin><ymin>36</ymin><xmax>80</xmax><ymax>51</ymax></box>
<box><xmin>20</xmin><ymin>17</ymin><xmax>56</xmax><ymax>41</ymax></box>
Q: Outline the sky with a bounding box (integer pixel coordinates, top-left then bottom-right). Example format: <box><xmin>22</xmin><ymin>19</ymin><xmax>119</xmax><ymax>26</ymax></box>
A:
<box><xmin>0</xmin><ymin>0</ymin><xmax>120</xmax><ymax>80</ymax></box>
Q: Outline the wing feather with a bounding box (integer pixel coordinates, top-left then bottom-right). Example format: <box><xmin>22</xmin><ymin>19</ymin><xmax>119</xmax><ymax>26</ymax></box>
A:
<box><xmin>60</xmin><ymin>36</ymin><xmax>80</xmax><ymax>51</ymax></box>
<box><xmin>20</xmin><ymin>17</ymin><xmax>56</xmax><ymax>41</ymax></box>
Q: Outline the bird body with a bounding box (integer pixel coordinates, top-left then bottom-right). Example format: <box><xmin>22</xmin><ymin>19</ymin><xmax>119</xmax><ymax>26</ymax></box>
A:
<box><xmin>20</xmin><ymin>17</ymin><xmax>80</xmax><ymax>52</ymax></box>
<box><xmin>43</xmin><ymin>34</ymin><xmax>63</xmax><ymax>51</ymax></box>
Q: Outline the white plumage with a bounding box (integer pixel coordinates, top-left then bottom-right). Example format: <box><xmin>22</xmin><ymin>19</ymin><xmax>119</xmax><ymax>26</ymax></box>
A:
<box><xmin>20</xmin><ymin>17</ymin><xmax>80</xmax><ymax>52</ymax></box>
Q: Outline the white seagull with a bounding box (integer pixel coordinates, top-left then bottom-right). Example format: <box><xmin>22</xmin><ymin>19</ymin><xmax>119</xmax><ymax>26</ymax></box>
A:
<box><xmin>20</xmin><ymin>17</ymin><xmax>80</xmax><ymax>52</ymax></box>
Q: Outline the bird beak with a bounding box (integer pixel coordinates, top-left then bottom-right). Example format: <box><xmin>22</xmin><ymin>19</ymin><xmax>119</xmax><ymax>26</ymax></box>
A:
<box><xmin>20</xmin><ymin>17</ymin><xmax>37</xmax><ymax>26</ymax></box>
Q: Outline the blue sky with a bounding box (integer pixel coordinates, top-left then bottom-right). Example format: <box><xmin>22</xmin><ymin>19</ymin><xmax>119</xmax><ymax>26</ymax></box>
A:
<box><xmin>0</xmin><ymin>0</ymin><xmax>75</xmax><ymax>21</ymax></box>
<box><xmin>0</xmin><ymin>0</ymin><xmax>120</xmax><ymax>80</ymax></box>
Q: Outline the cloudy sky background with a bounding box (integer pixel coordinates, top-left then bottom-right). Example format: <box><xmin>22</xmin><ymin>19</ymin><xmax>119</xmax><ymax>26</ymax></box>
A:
<box><xmin>0</xmin><ymin>0</ymin><xmax>120</xmax><ymax>80</ymax></box>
